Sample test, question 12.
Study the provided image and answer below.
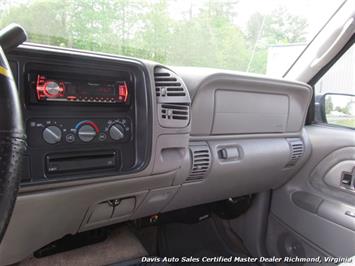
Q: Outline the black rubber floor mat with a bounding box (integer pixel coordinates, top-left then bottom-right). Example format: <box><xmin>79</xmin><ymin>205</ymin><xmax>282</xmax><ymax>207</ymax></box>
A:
<box><xmin>157</xmin><ymin>219</ymin><xmax>258</xmax><ymax>265</ymax></box>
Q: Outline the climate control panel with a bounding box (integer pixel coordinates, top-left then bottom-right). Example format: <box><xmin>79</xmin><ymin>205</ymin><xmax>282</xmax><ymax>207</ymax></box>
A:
<box><xmin>28</xmin><ymin>117</ymin><xmax>132</xmax><ymax>146</ymax></box>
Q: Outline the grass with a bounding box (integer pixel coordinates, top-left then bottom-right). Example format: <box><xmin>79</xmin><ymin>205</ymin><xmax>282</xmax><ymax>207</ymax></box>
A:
<box><xmin>328</xmin><ymin>118</ymin><xmax>355</xmax><ymax>128</ymax></box>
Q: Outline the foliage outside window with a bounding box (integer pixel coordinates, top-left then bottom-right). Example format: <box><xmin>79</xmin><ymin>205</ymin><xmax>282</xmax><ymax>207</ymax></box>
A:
<box><xmin>0</xmin><ymin>0</ymin><xmax>342</xmax><ymax>76</ymax></box>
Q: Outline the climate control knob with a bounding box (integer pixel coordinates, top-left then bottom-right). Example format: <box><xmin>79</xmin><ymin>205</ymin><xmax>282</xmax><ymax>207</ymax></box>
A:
<box><xmin>78</xmin><ymin>124</ymin><xmax>97</xmax><ymax>142</ymax></box>
<box><xmin>109</xmin><ymin>123</ymin><xmax>125</xmax><ymax>141</ymax></box>
<box><xmin>43</xmin><ymin>125</ymin><xmax>62</xmax><ymax>144</ymax></box>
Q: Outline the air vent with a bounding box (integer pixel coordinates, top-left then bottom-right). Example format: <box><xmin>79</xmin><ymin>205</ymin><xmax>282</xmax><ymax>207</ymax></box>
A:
<box><xmin>186</xmin><ymin>143</ymin><xmax>211</xmax><ymax>182</ymax></box>
<box><xmin>155</xmin><ymin>68</ymin><xmax>187</xmax><ymax>98</ymax></box>
<box><xmin>160</xmin><ymin>103</ymin><xmax>189</xmax><ymax>119</ymax></box>
<box><xmin>286</xmin><ymin>138</ymin><xmax>304</xmax><ymax>167</ymax></box>
<box><xmin>158</xmin><ymin>103</ymin><xmax>190</xmax><ymax>128</ymax></box>
<box><xmin>154</xmin><ymin>67</ymin><xmax>191</xmax><ymax>128</ymax></box>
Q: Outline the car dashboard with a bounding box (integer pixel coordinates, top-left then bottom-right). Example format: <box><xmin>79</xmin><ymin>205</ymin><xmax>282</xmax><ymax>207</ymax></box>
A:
<box><xmin>0</xmin><ymin>43</ymin><xmax>313</xmax><ymax>265</ymax></box>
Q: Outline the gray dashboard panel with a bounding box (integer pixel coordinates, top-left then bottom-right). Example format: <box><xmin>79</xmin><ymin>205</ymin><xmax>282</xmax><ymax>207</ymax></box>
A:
<box><xmin>164</xmin><ymin>135</ymin><xmax>310</xmax><ymax>212</ymax></box>
<box><xmin>0</xmin><ymin>48</ymin><xmax>314</xmax><ymax>265</ymax></box>
<box><xmin>163</xmin><ymin>68</ymin><xmax>312</xmax><ymax>212</ymax></box>
<box><xmin>172</xmin><ymin>67</ymin><xmax>312</xmax><ymax>136</ymax></box>
<box><xmin>0</xmin><ymin>171</ymin><xmax>176</xmax><ymax>266</ymax></box>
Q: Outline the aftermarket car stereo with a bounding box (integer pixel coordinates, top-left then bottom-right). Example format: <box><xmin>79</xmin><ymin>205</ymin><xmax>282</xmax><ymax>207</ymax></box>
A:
<box><xmin>34</xmin><ymin>73</ymin><xmax>129</xmax><ymax>104</ymax></box>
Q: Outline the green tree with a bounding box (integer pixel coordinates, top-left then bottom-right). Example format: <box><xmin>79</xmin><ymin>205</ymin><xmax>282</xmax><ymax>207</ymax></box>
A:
<box><xmin>0</xmin><ymin>0</ymin><xmax>69</xmax><ymax>46</ymax></box>
<box><xmin>134</xmin><ymin>0</ymin><xmax>173</xmax><ymax>62</ymax></box>
<box><xmin>246</xmin><ymin>8</ymin><xmax>308</xmax><ymax>73</ymax></box>
<box><xmin>0</xmin><ymin>0</ymin><xmax>309</xmax><ymax>74</ymax></box>
<box><xmin>167</xmin><ymin>0</ymin><xmax>249</xmax><ymax>71</ymax></box>
<box><xmin>325</xmin><ymin>96</ymin><xmax>334</xmax><ymax>114</ymax></box>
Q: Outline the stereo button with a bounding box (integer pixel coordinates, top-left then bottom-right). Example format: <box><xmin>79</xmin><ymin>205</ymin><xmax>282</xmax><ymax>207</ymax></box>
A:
<box><xmin>65</xmin><ymin>133</ymin><xmax>76</xmax><ymax>143</ymax></box>
<box><xmin>99</xmin><ymin>132</ymin><xmax>107</xmax><ymax>141</ymax></box>
<box><xmin>43</xmin><ymin>126</ymin><xmax>62</xmax><ymax>144</ymax></box>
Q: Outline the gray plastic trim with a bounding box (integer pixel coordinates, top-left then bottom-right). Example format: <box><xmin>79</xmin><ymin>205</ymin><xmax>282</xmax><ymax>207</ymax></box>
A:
<box><xmin>152</xmin><ymin>134</ymin><xmax>189</xmax><ymax>174</ymax></box>
<box><xmin>229</xmin><ymin>191</ymin><xmax>271</xmax><ymax>261</ymax></box>
<box><xmin>0</xmin><ymin>171</ymin><xmax>176</xmax><ymax>265</ymax></box>
<box><xmin>164</xmin><ymin>137</ymin><xmax>308</xmax><ymax>212</ymax></box>
<box><xmin>213</xmin><ymin>90</ymin><xmax>289</xmax><ymax>134</ymax></box>
<box><xmin>132</xmin><ymin>186</ymin><xmax>179</xmax><ymax>219</ymax></box>
<box><xmin>270</xmin><ymin>125</ymin><xmax>355</xmax><ymax>258</ymax></box>
<box><xmin>171</xmin><ymin>68</ymin><xmax>312</xmax><ymax>136</ymax></box>
<box><xmin>80</xmin><ymin>191</ymin><xmax>147</xmax><ymax>232</ymax></box>
<box><xmin>291</xmin><ymin>191</ymin><xmax>323</xmax><ymax>214</ymax></box>
<box><xmin>317</xmin><ymin>200</ymin><xmax>355</xmax><ymax>231</ymax></box>
<box><xmin>310</xmin><ymin>147</ymin><xmax>355</xmax><ymax>205</ymax></box>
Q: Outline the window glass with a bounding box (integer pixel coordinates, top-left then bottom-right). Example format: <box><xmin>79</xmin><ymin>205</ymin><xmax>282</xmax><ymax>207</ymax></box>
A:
<box><xmin>315</xmin><ymin>44</ymin><xmax>355</xmax><ymax>128</ymax></box>
<box><xmin>1</xmin><ymin>0</ymin><xmax>342</xmax><ymax>76</ymax></box>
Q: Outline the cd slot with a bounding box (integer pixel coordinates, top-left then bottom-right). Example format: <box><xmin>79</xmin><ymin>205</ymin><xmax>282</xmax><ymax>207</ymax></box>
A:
<box><xmin>46</xmin><ymin>151</ymin><xmax>117</xmax><ymax>174</ymax></box>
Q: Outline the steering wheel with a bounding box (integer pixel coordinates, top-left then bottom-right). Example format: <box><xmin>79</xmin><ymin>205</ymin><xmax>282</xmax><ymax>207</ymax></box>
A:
<box><xmin>0</xmin><ymin>24</ymin><xmax>27</xmax><ymax>243</ymax></box>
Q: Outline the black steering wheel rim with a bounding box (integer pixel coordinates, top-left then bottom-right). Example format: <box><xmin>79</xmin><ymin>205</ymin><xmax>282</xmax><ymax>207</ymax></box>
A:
<box><xmin>0</xmin><ymin>44</ymin><xmax>26</xmax><ymax>243</ymax></box>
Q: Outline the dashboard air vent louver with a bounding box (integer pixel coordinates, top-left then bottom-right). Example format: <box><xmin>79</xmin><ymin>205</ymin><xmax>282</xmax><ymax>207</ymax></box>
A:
<box><xmin>186</xmin><ymin>143</ymin><xmax>211</xmax><ymax>182</ymax></box>
<box><xmin>286</xmin><ymin>138</ymin><xmax>304</xmax><ymax>167</ymax></box>
<box><xmin>160</xmin><ymin>103</ymin><xmax>189</xmax><ymax>120</ymax></box>
<box><xmin>154</xmin><ymin>67</ymin><xmax>191</xmax><ymax>128</ymax></box>
<box><xmin>155</xmin><ymin>69</ymin><xmax>186</xmax><ymax>98</ymax></box>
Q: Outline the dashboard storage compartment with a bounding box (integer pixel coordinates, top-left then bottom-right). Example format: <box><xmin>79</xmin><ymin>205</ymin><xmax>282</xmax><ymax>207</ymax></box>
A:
<box><xmin>112</xmin><ymin>198</ymin><xmax>136</xmax><ymax>218</ymax></box>
<box><xmin>81</xmin><ymin>191</ymin><xmax>147</xmax><ymax>231</ymax></box>
<box><xmin>88</xmin><ymin>202</ymin><xmax>113</xmax><ymax>224</ymax></box>
<box><xmin>132</xmin><ymin>187</ymin><xmax>179</xmax><ymax>219</ymax></box>
<box><xmin>164</xmin><ymin>138</ymin><xmax>302</xmax><ymax>212</ymax></box>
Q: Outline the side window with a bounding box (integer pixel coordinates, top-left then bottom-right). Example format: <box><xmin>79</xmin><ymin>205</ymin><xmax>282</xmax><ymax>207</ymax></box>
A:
<box><xmin>314</xmin><ymin>43</ymin><xmax>355</xmax><ymax>129</ymax></box>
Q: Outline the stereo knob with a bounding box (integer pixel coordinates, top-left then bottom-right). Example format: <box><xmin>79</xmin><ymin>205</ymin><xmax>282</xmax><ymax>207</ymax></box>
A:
<box><xmin>78</xmin><ymin>124</ymin><xmax>97</xmax><ymax>142</ymax></box>
<box><xmin>43</xmin><ymin>125</ymin><xmax>62</xmax><ymax>144</ymax></box>
<box><xmin>45</xmin><ymin>81</ymin><xmax>62</xmax><ymax>96</ymax></box>
<box><xmin>109</xmin><ymin>123</ymin><xmax>125</xmax><ymax>141</ymax></box>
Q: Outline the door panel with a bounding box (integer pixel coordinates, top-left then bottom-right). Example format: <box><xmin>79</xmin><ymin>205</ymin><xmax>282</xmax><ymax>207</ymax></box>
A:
<box><xmin>267</xmin><ymin>125</ymin><xmax>355</xmax><ymax>259</ymax></box>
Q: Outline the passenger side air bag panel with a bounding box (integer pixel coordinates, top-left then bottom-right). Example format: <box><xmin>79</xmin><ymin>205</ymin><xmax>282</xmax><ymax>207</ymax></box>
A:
<box><xmin>213</xmin><ymin>90</ymin><xmax>289</xmax><ymax>134</ymax></box>
<box><xmin>189</xmin><ymin>73</ymin><xmax>312</xmax><ymax>135</ymax></box>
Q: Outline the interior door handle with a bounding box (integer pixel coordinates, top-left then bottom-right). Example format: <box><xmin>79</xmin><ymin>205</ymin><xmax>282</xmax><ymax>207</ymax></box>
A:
<box><xmin>345</xmin><ymin>210</ymin><xmax>355</xmax><ymax>218</ymax></box>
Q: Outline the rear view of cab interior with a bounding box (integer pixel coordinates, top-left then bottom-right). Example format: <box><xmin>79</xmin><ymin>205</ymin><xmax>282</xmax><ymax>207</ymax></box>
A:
<box><xmin>0</xmin><ymin>0</ymin><xmax>354</xmax><ymax>265</ymax></box>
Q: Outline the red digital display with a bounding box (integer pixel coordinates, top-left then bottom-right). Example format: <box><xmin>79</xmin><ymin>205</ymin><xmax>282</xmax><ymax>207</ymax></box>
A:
<box><xmin>35</xmin><ymin>74</ymin><xmax>129</xmax><ymax>104</ymax></box>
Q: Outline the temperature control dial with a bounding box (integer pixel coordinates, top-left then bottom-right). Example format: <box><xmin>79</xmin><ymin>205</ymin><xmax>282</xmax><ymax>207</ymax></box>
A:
<box><xmin>43</xmin><ymin>125</ymin><xmax>62</xmax><ymax>144</ymax></box>
<box><xmin>109</xmin><ymin>123</ymin><xmax>125</xmax><ymax>141</ymax></box>
<box><xmin>78</xmin><ymin>124</ymin><xmax>97</xmax><ymax>142</ymax></box>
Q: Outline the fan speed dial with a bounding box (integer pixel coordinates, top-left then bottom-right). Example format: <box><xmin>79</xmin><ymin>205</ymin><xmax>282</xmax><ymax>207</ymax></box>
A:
<box><xmin>109</xmin><ymin>123</ymin><xmax>125</xmax><ymax>141</ymax></box>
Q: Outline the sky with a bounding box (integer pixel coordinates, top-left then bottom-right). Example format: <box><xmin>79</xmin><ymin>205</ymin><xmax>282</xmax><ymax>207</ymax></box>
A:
<box><xmin>236</xmin><ymin>0</ymin><xmax>343</xmax><ymax>39</ymax></box>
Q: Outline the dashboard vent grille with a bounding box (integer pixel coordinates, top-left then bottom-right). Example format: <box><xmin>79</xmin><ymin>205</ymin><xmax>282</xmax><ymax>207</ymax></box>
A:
<box><xmin>186</xmin><ymin>143</ymin><xmax>211</xmax><ymax>182</ymax></box>
<box><xmin>155</xmin><ymin>70</ymin><xmax>186</xmax><ymax>97</ymax></box>
<box><xmin>286</xmin><ymin>138</ymin><xmax>304</xmax><ymax>167</ymax></box>
<box><xmin>161</xmin><ymin>104</ymin><xmax>189</xmax><ymax>120</ymax></box>
<box><xmin>154</xmin><ymin>67</ymin><xmax>191</xmax><ymax>128</ymax></box>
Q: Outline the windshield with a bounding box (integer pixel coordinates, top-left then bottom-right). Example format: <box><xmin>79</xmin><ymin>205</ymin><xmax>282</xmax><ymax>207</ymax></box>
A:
<box><xmin>1</xmin><ymin>0</ymin><xmax>344</xmax><ymax>76</ymax></box>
